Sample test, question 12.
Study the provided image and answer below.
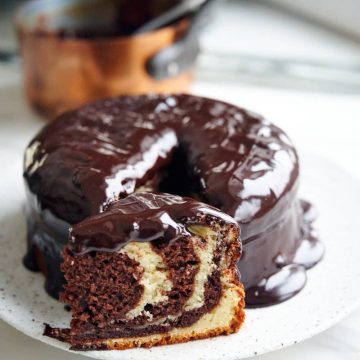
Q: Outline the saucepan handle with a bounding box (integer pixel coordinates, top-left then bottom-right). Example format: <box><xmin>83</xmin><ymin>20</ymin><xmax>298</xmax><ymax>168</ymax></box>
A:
<box><xmin>146</xmin><ymin>0</ymin><xmax>219</xmax><ymax>80</ymax></box>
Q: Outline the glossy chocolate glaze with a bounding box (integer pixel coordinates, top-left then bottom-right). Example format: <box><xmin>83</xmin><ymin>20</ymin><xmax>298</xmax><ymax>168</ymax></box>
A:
<box><xmin>244</xmin><ymin>200</ymin><xmax>324</xmax><ymax>307</ymax></box>
<box><xmin>69</xmin><ymin>192</ymin><xmax>238</xmax><ymax>255</ymax></box>
<box><xmin>23</xmin><ymin>94</ymin><xmax>324</xmax><ymax>306</ymax></box>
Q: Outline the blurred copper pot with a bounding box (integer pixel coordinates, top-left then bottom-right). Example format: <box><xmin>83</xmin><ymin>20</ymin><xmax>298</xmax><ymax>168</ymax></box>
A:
<box><xmin>15</xmin><ymin>0</ymin><xmax>201</xmax><ymax>119</ymax></box>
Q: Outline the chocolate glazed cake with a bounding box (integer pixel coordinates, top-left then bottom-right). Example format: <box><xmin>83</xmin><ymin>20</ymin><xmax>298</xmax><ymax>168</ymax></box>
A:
<box><xmin>23</xmin><ymin>94</ymin><xmax>324</xmax><ymax>308</ymax></box>
<box><xmin>44</xmin><ymin>192</ymin><xmax>245</xmax><ymax>350</ymax></box>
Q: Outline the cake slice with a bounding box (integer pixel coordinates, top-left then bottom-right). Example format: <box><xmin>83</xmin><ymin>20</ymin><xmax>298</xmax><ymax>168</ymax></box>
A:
<box><xmin>44</xmin><ymin>192</ymin><xmax>245</xmax><ymax>350</ymax></box>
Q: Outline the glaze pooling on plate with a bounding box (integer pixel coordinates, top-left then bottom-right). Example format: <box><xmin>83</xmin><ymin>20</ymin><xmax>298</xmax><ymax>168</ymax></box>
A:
<box><xmin>23</xmin><ymin>94</ymin><xmax>324</xmax><ymax>306</ymax></box>
<box><xmin>245</xmin><ymin>200</ymin><xmax>324</xmax><ymax>306</ymax></box>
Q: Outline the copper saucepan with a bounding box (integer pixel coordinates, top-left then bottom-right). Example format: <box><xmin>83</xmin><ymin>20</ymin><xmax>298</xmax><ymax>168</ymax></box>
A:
<box><xmin>15</xmin><ymin>0</ymin><xmax>208</xmax><ymax>118</ymax></box>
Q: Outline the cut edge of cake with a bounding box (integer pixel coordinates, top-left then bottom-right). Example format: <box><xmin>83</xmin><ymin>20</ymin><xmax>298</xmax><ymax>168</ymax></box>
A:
<box><xmin>72</xmin><ymin>280</ymin><xmax>245</xmax><ymax>350</ymax></box>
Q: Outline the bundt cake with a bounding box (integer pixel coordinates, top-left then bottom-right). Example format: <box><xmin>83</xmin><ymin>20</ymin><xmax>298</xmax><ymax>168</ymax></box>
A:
<box><xmin>23</xmin><ymin>93</ymin><xmax>324</xmax><ymax>310</ymax></box>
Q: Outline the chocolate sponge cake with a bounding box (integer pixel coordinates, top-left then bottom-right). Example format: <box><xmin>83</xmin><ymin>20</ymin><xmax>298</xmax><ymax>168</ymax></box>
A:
<box><xmin>44</xmin><ymin>192</ymin><xmax>245</xmax><ymax>350</ymax></box>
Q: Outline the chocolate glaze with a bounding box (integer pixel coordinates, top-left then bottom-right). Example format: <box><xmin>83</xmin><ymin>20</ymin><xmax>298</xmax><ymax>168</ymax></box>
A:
<box><xmin>69</xmin><ymin>192</ymin><xmax>238</xmax><ymax>255</ymax></box>
<box><xmin>23</xmin><ymin>94</ymin><xmax>324</xmax><ymax>306</ymax></box>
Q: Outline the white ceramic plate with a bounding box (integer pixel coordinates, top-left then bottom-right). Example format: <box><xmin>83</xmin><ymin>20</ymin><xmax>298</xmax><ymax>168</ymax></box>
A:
<box><xmin>0</xmin><ymin>67</ymin><xmax>360</xmax><ymax>360</ymax></box>
<box><xmin>1</xmin><ymin>149</ymin><xmax>360</xmax><ymax>360</ymax></box>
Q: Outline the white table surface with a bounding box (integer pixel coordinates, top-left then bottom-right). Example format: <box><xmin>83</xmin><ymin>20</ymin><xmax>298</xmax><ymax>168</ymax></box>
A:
<box><xmin>1</xmin><ymin>1</ymin><xmax>360</xmax><ymax>358</ymax></box>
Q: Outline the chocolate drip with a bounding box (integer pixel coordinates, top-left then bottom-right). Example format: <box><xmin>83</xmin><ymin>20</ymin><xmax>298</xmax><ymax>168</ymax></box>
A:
<box><xmin>293</xmin><ymin>200</ymin><xmax>325</xmax><ymax>269</ymax></box>
<box><xmin>245</xmin><ymin>264</ymin><xmax>307</xmax><ymax>307</ymax></box>
<box><xmin>244</xmin><ymin>200</ymin><xmax>324</xmax><ymax>307</ymax></box>
<box><xmin>23</xmin><ymin>94</ymin><xmax>324</xmax><ymax>306</ymax></box>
